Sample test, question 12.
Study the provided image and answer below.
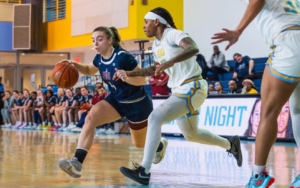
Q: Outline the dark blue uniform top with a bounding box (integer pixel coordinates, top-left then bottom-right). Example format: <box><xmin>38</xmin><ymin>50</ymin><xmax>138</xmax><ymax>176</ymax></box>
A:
<box><xmin>17</xmin><ymin>98</ymin><xmax>25</xmax><ymax>106</ymax></box>
<box><xmin>47</xmin><ymin>96</ymin><xmax>57</xmax><ymax>104</ymax></box>
<box><xmin>84</xmin><ymin>94</ymin><xmax>93</xmax><ymax>104</ymax></box>
<box><xmin>92</xmin><ymin>47</ymin><xmax>146</xmax><ymax>102</ymax></box>
<box><xmin>57</xmin><ymin>96</ymin><xmax>67</xmax><ymax>105</ymax></box>
<box><xmin>68</xmin><ymin>95</ymin><xmax>78</xmax><ymax>106</ymax></box>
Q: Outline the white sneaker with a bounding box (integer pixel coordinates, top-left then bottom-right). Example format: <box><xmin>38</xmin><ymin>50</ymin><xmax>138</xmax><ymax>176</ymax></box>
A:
<box><xmin>31</xmin><ymin>124</ymin><xmax>37</xmax><ymax>130</ymax></box>
<box><xmin>152</xmin><ymin>137</ymin><xmax>168</xmax><ymax>164</ymax></box>
<box><xmin>105</xmin><ymin>128</ymin><xmax>115</xmax><ymax>135</ymax></box>
<box><xmin>72</xmin><ymin>127</ymin><xmax>82</xmax><ymax>133</ymax></box>
<box><xmin>6</xmin><ymin>124</ymin><xmax>12</xmax><ymax>128</ymax></box>
<box><xmin>67</xmin><ymin>124</ymin><xmax>76</xmax><ymax>131</ymax></box>
<box><xmin>59</xmin><ymin>125</ymin><xmax>67</xmax><ymax>131</ymax></box>
<box><xmin>97</xmin><ymin>128</ymin><xmax>106</xmax><ymax>134</ymax></box>
<box><xmin>36</xmin><ymin>124</ymin><xmax>42</xmax><ymax>130</ymax></box>
<box><xmin>24</xmin><ymin>125</ymin><xmax>32</xmax><ymax>130</ymax></box>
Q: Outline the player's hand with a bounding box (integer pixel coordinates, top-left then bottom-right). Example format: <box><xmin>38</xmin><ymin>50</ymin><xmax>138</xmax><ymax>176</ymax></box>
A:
<box><xmin>113</xmin><ymin>68</ymin><xmax>128</xmax><ymax>82</ymax></box>
<box><xmin>155</xmin><ymin>61</ymin><xmax>173</xmax><ymax>76</ymax></box>
<box><xmin>55</xmin><ymin>60</ymin><xmax>75</xmax><ymax>66</ymax></box>
<box><xmin>211</xmin><ymin>29</ymin><xmax>241</xmax><ymax>50</ymax></box>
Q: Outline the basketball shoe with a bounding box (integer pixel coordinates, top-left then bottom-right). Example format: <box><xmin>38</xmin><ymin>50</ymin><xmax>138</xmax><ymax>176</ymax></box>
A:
<box><xmin>152</xmin><ymin>137</ymin><xmax>168</xmax><ymax>164</ymax></box>
<box><xmin>290</xmin><ymin>174</ymin><xmax>300</xmax><ymax>188</ymax></box>
<box><xmin>227</xmin><ymin>135</ymin><xmax>243</xmax><ymax>167</ymax></box>
<box><xmin>120</xmin><ymin>163</ymin><xmax>150</xmax><ymax>185</ymax></box>
<box><xmin>58</xmin><ymin>157</ymin><xmax>82</xmax><ymax>178</ymax></box>
<box><xmin>246</xmin><ymin>169</ymin><xmax>275</xmax><ymax>188</ymax></box>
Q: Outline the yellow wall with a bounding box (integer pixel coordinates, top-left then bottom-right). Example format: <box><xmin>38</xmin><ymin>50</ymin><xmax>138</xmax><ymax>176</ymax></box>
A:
<box><xmin>135</xmin><ymin>0</ymin><xmax>184</xmax><ymax>39</ymax></box>
<box><xmin>45</xmin><ymin>0</ymin><xmax>183</xmax><ymax>51</ymax></box>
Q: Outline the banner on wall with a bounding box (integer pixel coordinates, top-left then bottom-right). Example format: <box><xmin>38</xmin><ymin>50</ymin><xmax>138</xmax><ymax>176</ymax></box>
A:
<box><xmin>153</xmin><ymin>97</ymin><xmax>292</xmax><ymax>139</ymax></box>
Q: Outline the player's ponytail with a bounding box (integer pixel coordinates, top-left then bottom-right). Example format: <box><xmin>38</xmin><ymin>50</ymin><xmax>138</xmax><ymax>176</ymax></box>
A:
<box><xmin>93</xmin><ymin>26</ymin><xmax>121</xmax><ymax>47</ymax></box>
<box><xmin>109</xmin><ymin>27</ymin><xmax>121</xmax><ymax>47</ymax></box>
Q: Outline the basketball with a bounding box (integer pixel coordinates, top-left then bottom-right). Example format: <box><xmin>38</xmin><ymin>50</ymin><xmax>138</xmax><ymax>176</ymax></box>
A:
<box><xmin>52</xmin><ymin>61</ymin><xmax>79</xmax><ymax>88</ymax></box>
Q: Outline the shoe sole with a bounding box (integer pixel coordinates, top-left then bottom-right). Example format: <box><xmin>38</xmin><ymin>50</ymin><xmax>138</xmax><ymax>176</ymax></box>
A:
<box><xmin>119</xmin><ymin>167</ymin><xmax>149</xmax><ymax>185</ymax></box>
<box><xmin>153</xmin><ymin>137</ymin><xmax>168</xmax><ymax>164</ymax></box>
<box><xmin>234</xmin><ymin>136</ymin><xmax>243</xmax><ymax>167</ymax></box>
<box><xmin>58</xmin><ymin>159</ymin><xmax>81</xmax><ymax>178</ymax></box>
<box><xmin>266</xmin><ymin>177</ymin><xmax>275</xmax><ymax>188</ymax></box>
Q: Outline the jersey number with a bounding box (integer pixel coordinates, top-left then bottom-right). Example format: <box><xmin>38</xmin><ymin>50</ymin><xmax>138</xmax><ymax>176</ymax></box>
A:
<box><xmin>284</xmin><ymin>0</ymin><xmax>300</xmax><ymax>14</ymax></box>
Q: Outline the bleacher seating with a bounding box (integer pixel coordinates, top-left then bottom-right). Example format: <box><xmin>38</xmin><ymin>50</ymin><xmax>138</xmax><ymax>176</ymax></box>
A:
<box><xmin>208</xmin><ymin>57</ymin><xmax>268</xmax><ymax>93</ymax></box>
<box><xmin>144</xmin><ymin>57</ymin><xmax>267</xmax><ymax>96</ymax></box>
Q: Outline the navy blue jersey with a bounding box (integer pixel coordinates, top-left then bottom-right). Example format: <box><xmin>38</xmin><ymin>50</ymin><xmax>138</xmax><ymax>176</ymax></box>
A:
<box><xmin>17</xmin><ymin>98</ymin><xmax>25</xmax><ymax>106</ymax></box>
<box><xmin>57</xmin><ymin>95</ymin><xmax>67</xmax><ymax>105</ymax></box>
<box><xmin>14</xmin><ymin>98</ymin><xmax>18</xmax><ymax>104</ymax></box>
<box><xmin>92</xmin><ymin>47</ymin><xmax>146</xmax><ymax>102</ymax></box>
<box><xmin>76</xmin><ymin>95</ymin><xmax>84</xmax><ymax>103</ymax></box>
<box><xmin>47</xmin><ymin>96</ymin><xmax>57</xmax><ymax>104</ymax></box>
<box><xmin>84</xmin><ymin>94</ymin><xmax>93</xmax><ymax>104</ymax></box>
<box><xmin>67</xmin><ymin>95</ymin><xmax>77</xmax><ymax>106</ymax></box>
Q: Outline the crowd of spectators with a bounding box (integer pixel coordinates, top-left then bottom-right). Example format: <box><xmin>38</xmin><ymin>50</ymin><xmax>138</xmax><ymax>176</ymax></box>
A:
<box><xmin>0</xmin><ymin>82</ymin><xmax>115</xmax><ymax>134</ymax></box>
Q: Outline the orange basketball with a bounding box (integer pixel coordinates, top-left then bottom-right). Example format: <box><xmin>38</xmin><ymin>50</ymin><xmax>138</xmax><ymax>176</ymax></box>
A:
<box><xmin>52</xmin><ymin>61</ymin><xmax>79</xmax><ymax>88</ymax></box>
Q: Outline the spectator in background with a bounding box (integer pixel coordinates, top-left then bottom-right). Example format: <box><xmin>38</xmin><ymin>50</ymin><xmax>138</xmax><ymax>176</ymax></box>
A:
<box><xmin>149</xmin><ymin>72</ymin><xmax>169</xmax><ymax>96</ymax></box>
<box><xmin>241</xmin><ymin>79</ymin><xmax>258</xmax><ymax>94</ymax></box>
<box><xmin>228</xmin><ymin>80</ymin><xmax>241</xmax><ymax>94</ymax></box>
<box><xmin>1</xmin><ymin>91</ymin><xmax>14</xmax><ymax>128</ymax></box>
<box><xmin>202</xmin><ymin>45</ymin><xmax>229</xmax><ymax>81</ymax></box>
<box><xmin>214</xmin><ymin>81</ymin><xmax>226</xmax><ymax>94</ymax></box>
<box><xmin>233</xmin><ymin>53</ymin><xmax>257</xmax><ymax>88</ymax></box>
<box><xmin>0</xmin><ymin>76</ymin><xmax>4</xmax><ymax>94</ymax></box>
<box><xmin>208</xmin><ymin>84</ymin><xmax>215</xmax><ymax>92</ymax></box>
<box><xmin>195</xmin><ymin>53</ymin><xmax>208</xmax><ymax>79</ymax></box>
<box><xmin>98</xmin><ymin>86</ymin><xmax>109</xmax><ymax>100</ymax></box>
<box><xmin>95</xmin><ymin>82</ymin><xmax>103</xmax><ymax>89</ymax></box>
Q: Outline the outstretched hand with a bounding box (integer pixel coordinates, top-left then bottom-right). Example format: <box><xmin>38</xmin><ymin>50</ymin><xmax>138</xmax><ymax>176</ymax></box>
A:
<box><xmin>55</xmin><ymin>59</ymin><xmax>75</xmax><ymax>66</ymax></box>
<box><xmin>154</xmin><ymin>62</ymin><xmax>172</xmax><ymax>76</ymax></box>
<box><xmin>211</xmin><ymin>28</ymin><xmax>241</xmax><ymax>50</ymax></box>
<box><xmin>113</xmin><ymin>68</ymin><xmax>128</xmax><ymax>82</ymax></box>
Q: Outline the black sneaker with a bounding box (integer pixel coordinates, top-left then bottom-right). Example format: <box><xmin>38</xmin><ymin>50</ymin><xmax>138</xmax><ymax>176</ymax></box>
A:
<box><xmin>227</xmin><ymin>135</ymin><xmax>243</xmax><ymax>167</ymax></box>
<box><xmin>120</xmin><ymin>163</ymin><xmax>150</xmax><ymax>185</ymax></box>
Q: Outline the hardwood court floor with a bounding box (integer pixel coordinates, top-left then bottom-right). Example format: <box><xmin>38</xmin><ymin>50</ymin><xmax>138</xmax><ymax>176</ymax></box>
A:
<box><xmin>0</xmin><ymin>129</ymin><xmax>298</xmax><ymax>188</ymax></box>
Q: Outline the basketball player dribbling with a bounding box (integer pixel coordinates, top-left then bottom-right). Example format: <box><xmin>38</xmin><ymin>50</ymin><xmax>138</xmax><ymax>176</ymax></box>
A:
<box><xmin>212</xmin><ymin>0</ymin><xmax>300</xmax><ymax>187</ymax></box>
<box><xmin>115</xmin><ymin>7</ymin><xmax>243</xmax><ymax>185</ymax></box>
<box><xmin>57</xmin><ymin>26</ymin><xmax>168</xmax><ymax>178</ymax></box>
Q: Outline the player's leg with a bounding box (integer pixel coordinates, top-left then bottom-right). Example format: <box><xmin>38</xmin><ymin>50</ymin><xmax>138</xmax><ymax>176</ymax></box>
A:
<box><xmin>288</xmin><ymin>83</ymin><xmax>300</xmax><ymax>187</ymax></box>
<box><xmin>54</xmin><ymin>107</ymin><xmax>63</xmax><ymax>127</ymax></box>
<box><xmin>120</xmin><ymin>80</ymin><xmax>241</xmax><ymax>185</ymax></box>
<box><xmin>58</xmin><ymin>96</ymin><xmax>121</xmax><ymax>178</ymax></box>
<box><xmin>126</xmin><ymin>95</ymin><xmax>168</xmax><ymax>163</ymax></box>
<box><xmin>246</xmin><ymin>30</ymin><xmax>300</xmax><ymax>188</ymax></box>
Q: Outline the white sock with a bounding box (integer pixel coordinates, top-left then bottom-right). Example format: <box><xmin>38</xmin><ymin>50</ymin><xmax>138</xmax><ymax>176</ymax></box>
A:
<box><xmin>253</xmin><ymin>165</ymin><xmax>266</xmax><ymax>177</ymax></box>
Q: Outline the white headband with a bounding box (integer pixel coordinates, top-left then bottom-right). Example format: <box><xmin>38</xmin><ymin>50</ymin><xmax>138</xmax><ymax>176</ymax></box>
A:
<box><xmin>144</xmin><ymin>12</ymin><xmax>171</xmax><ymax>28</ymax></box>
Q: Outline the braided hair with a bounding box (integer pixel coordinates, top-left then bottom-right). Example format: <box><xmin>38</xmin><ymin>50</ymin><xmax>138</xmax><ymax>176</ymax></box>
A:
<box><xmin>151</xmin><ymin>7</ymin><xmax>176</xmax><ymax>29</ymax></box>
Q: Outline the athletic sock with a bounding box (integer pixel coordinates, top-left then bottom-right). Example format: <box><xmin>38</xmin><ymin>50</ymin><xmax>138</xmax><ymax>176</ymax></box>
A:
<box><xmin>74</xmin><ymin>148</ymin><xmax>88</xmax><ymax>164</ymax></box>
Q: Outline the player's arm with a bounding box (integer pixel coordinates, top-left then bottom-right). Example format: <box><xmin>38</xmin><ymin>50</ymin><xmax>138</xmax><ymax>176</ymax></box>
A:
<box><xmin>235</xmin><ymin>0</ymin><xmax>265</xmax><ymax>35</ymax></box>
<box><xmin>123</xmin><ymin>66</ymin><xmax>147</xmax><ymax>86</ymax></box>
<box><xmin>212</xmin><ymin>0</ymin><xmax>265</xmax><ymax>50</ymax></box>
<box><xmin>71</xmin><ymin>62</ymin><xmax>99</xmax><ymax>76</ymax></box>
<box><xmin>126</xmin><ymin>65</ymin><xmax>156</xmax><ymax>77</ymax></box>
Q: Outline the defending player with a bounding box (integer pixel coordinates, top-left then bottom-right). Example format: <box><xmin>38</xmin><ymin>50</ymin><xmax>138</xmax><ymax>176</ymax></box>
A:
<box><xmin>117</xmin><ymin>7</ymin><xmax>243</xmax><ymax>185</ymax></box>
<box><xmin>58</xmin><ymin>26</ymin><xmax>167</xmax><ymax>178</ymax></box>
<box><xmin>211</xmin><ymin>0</ymin><xmax>300</xmax><ymax>187</ymax></box>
